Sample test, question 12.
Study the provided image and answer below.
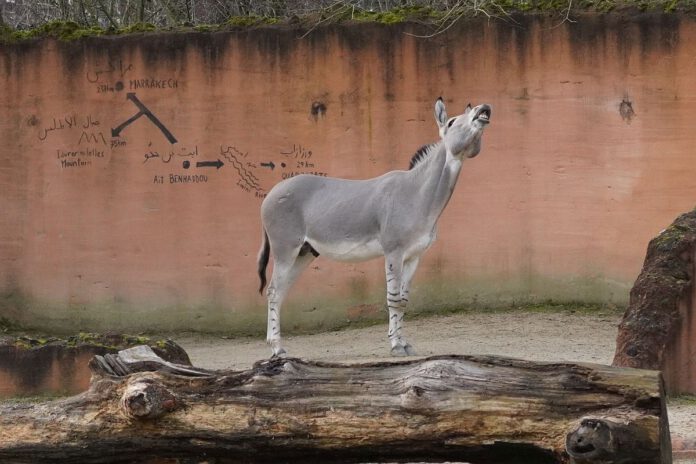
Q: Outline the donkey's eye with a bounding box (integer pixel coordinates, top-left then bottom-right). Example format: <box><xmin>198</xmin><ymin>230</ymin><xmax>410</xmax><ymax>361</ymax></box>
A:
<box><xmin>447</xmin><ymin>118</ymin><xmax>457</xmax><ymax>128</ymax></box>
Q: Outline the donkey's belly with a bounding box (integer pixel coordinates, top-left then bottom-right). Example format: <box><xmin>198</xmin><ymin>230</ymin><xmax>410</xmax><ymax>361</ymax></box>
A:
<box><xmin>310</xmin><ymin>237</ymin><xmax>384</xmax><ymax>263</ymax></box>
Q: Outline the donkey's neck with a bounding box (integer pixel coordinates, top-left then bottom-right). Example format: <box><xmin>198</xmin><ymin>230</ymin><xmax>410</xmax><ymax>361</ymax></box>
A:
<box><xmin>408</xmin><ymin>142</ymin><xmax>463</xmax><ymax>224</ymax></box>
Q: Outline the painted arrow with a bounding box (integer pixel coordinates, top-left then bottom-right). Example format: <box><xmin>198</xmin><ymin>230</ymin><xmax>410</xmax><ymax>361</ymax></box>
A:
<box><xmin>196</xmin><ymin>159</ymin><xmax>224</xmax><ymax>169</ymax></box>
<box><xmin>260</xmin><ymin>161</ymin><xmax>275</xmax><ymax>170</ymax></box>
<box><xmin>111</xmin><ymin>93</ymin><xmax>178</xmax><ymax>144</ymax></box>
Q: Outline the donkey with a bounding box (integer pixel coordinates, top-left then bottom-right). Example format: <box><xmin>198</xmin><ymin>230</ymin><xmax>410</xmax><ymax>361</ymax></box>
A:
<box><xmin>257</xmin><ymin>98</ymin><xmax>491</xmax><ymax>357</ymax></box>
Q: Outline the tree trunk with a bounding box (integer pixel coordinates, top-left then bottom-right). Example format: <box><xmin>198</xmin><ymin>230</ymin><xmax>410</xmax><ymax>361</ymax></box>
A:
<box><xmin>0</xmin><ymin>346</ymin><xmax>671</xmax><ymax>464</ymax></box>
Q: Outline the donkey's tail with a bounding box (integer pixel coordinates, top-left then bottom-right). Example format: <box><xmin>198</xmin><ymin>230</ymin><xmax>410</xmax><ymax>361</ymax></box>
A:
<box><xmin>257</xmin><ymin>229</ymin><xmax>271</xmax><ymax>294</ymax></box>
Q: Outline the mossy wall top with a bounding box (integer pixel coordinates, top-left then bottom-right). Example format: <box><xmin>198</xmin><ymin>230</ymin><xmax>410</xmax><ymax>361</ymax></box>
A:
<box><xmin>0</xmin><ymin>16</ymin><xmax>694</xmax><ymax>333</ymax></box>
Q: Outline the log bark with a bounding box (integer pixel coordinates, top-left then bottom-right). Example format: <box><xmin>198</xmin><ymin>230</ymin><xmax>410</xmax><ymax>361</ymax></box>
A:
<box><xmin>0</xmin><ymin>346</ymin><xmax>671</xmax><ymax>464</ymax></box>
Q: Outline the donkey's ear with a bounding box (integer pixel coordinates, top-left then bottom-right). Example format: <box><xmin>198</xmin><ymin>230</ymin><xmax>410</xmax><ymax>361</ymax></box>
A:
<box><xmin>435</xmin><ymin>97</ymin><xmax>448</xmax><ymax>130</ymax></box>
<box><xmin>465</xmin><ymin>102</ymin><xmax>472</xmax><ymax>113</ymax></box>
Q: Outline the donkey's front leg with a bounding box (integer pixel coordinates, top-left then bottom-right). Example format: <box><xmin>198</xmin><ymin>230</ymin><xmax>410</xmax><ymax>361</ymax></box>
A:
<box><xmin>386</xmin><ymin>255</ymin><xmax>416</xmax><ymax>356</ymax></box>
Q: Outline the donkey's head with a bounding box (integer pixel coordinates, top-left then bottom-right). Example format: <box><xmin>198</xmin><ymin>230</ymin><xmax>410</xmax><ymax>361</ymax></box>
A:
<box><xmin>435</xmin><ymin>98</ymin><xmax>491</xmax><ymax>159</ymax></box>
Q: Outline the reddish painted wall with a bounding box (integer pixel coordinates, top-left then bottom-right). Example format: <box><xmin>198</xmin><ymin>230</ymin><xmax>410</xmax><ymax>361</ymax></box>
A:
<box><xmin>1</xmin><ymin>16</ymin><xmax>695</xmax><ymax>333</ymax></box>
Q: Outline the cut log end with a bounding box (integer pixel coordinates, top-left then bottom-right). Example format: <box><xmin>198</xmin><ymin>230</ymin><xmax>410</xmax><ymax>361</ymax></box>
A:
<box><xmin>566</xmin><ymin>418</ymin><xmax>617</xmax><ymax>462</ymax></box>
<box><xmin>120</xmin><ymin>378</ymin><xmax>180</xmax><ymax>420</ymax></box>
<box><xmin>566</xmin><ymin>415</ymin><xmax>670</xmax><ymax>464</ymax></box>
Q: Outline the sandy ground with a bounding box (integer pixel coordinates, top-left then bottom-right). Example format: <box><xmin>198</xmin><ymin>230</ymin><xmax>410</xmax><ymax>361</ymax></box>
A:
<box><xmin>176</xmin><ymin>310</ymin><xmax>696</xmax><ymax>463</ymax></box>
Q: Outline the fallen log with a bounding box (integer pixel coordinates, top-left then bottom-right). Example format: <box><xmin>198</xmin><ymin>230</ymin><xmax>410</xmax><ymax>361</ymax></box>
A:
<box><xmin>0</xmin><ymin>346</ymin><xmax>671</xmax><ymax>464</ymax></box>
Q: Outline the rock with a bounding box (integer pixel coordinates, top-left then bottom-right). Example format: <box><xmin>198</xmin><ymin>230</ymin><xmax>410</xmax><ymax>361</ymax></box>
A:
<box><xmin>0</xmin><ymin>333</ymin><xmax>190</xmax><ymax>398</ymax></box>
<box><xmin>613</xmin><ymin>207</ymin><xmax>696</xmax><ymax>394</ymax></box>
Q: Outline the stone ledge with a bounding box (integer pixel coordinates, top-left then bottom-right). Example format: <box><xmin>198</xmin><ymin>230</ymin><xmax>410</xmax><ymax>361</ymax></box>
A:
<box><xmin>0</xmin><ymin>333</ymin><xmax>190</xmax><ymax>398</ymax></box>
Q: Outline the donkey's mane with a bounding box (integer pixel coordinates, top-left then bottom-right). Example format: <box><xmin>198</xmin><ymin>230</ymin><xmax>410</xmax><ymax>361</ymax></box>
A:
<box><xmin>408</xmin><ymin>143</ymin><xmax>437</xmax><ymax>170</ymax></box>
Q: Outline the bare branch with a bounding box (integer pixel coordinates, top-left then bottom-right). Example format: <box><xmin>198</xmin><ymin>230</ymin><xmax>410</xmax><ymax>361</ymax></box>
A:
<box><xmin>549</xmin><ymin>0</ymin><xmax>576</xmax><ymax>28</ymax></box>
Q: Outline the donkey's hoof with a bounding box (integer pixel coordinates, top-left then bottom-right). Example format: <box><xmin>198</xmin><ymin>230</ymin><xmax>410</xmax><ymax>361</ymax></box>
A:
<box><xmin>391</xmin><ymin>344</ymin><xmax>416</xmax><ymax>357</ymax></box>
<box><xmin>403</xmin><ymin>344</ymin><xmax>417</xmax><ymax>356</ymax></box>
<box><xmin>271</xmin><ymin>347</ymin><xmax>287</xmax><ymax>358</ymax></box>
<box><xmin>390</xmin><ymin>345</ymin><xmax>408</xmax><ymax>357</ymax></box>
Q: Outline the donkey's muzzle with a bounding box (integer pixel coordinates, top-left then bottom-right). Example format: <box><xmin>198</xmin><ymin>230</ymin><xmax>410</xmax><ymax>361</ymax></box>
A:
<box><xmin>475</xmin><ymin>104</ymin><xmax>492</xmax><ymax>124</ymax></box>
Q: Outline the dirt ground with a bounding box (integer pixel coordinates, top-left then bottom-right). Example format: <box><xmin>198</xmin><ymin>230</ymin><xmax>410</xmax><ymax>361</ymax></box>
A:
<box><xmin>176</xmin><ymin>309</ymin><xmax>696</xmax><ymax>463</ymax></box>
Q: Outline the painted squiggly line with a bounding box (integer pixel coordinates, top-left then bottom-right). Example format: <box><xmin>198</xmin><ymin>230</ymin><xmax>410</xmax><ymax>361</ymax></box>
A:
<box><xmin>226</xmin><ymin>154</ymin><xmax>262</xmax><ymax>189</ymax></box>
<box><xmin>220</xmin><ymin>146</ymin><xmax>263</xmax><ymax>192</ymax></box>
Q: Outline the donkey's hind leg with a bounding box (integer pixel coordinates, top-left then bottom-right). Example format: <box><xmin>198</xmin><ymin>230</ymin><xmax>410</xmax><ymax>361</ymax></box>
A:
<box><xmin>387</xmin><ymin>255</ymin><xmax>419</xmax><ymax>356</ymax></box>
<box><xmin>266</xmin><ymin>245</ymin><xmax>316</xmax><ymax>357</ymax></box>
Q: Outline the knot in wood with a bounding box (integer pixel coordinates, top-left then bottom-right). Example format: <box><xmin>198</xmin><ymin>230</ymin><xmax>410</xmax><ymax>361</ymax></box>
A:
<box><xmin>120</xmin><ymin>380</ymin><xmax>178</xmax><ymax>421</ymax></box>
<box><xmin>399</xmin><ymin>384</ymin><xmax>432</xmax><ymax>410</ymax></box>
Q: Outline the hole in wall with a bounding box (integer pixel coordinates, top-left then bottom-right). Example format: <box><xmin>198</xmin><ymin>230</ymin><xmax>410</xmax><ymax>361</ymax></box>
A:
<box><xmin>310</xmin><ymin>101</ymin><xmax>327</xmax><ymax>120</ymax></box>
<box><xmin>619</xmin><ymin>97</ymin><xmax>636</xmax><ymax>124</ymax></box>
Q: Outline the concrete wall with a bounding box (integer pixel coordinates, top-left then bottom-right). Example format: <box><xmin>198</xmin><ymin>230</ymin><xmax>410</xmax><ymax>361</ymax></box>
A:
<box><xmin>1</xmin><ymin>15</ymin><xmax>695</xmax><ymax>333</ymax></box>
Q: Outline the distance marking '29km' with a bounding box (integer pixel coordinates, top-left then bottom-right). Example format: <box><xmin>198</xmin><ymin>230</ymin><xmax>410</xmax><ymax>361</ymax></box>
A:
<box><xmin>111</xmin><ymin>93</ymin><xmax>177</xmax><ymax>144</ymax></box>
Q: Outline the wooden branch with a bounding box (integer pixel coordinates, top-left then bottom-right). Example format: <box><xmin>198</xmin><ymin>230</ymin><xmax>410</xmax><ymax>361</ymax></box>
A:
<box><xmin>0</xmin><ymin>347</ymin><xmax>671</xmax><ymax>463</ymax></box>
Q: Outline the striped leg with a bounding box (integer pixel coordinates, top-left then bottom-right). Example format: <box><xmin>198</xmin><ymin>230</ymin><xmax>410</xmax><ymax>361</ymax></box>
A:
<box><xmin>400</xmin><ymin>256</ymin><xmax>420</xmax><ymax>314</ymax></box>
<box><xmin>386</xmin><ymin>255</ymin><xmax>417</xmax><ymax>356</ymax></box>
<box><xmin>266</xmin><ymin>251</ymin><xmax>315</xmax><ymax>357</ymax></box>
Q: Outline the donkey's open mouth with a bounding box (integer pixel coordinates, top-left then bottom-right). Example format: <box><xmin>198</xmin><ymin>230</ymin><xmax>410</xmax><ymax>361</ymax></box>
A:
<box><xmin>475</xmin><ymin>105</ymin><xmax>491</xmax><ymax>124</ymax></box>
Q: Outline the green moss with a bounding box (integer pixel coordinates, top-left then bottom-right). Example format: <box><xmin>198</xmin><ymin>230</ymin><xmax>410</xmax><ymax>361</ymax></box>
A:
<box><xmin>589</xmin><ymin>0</ymin><xmax>619</xmax><ymax>13</ymax></box>
<box><xmin>12</xmin><ymin>335</ymin><xmax>59</xmax><ymax>349</ymax></box>
<box><xmin>652</xmin><ymin>223</ymin><xmax>690</xmax><ymax>254</ymax></box>
<box><xmin>194</xmin><ymin>24</ymin><xmax>218</xmax><ymax>32</ymax></box>
<box><xmin>669</xmin><ymin>394</ymin><xmax>696</xmax><ymax>405</ymax></box>
<box><xmin>13</xmin><ymin>338</ymin><xmax>32</xmax><ymax>349</ymax></box>
<box><xmin>77</xmin><ymin>332</ymin><xmax>97</xmax><ymax>343</ymax></box>
<box><xmin>663</xmin><ymin>0</ymin><xmax>680</xmax><ymax>11</ymax></box>
<box><xmin>226</xmin><ymin>15</ymin><xmax>278</xmax><ymax>27</ymax></box>
<box><xmin>3</xmin><ymin>330</ymin><xmax>173</xmax><ymax>355</ymax></box>
<box><xmin>0</xmin><ymin>20</ymin><xmax>106</xmax><ymax>43</ymax></box>
<box><xmin>0</xmin><ymin>21</ymin><xmax>170</xmax><ymax>44</ymax></box>
<box><xmin>530</xmin><ymin>0</ymin><xmax>574</xmax><ymax>10</ymax></box>
<box><xmin>512</xmin><ymin>0</ymin><xmax>536</xmax><ymax>11</ymax></box>
<box><xmin>351</xmin><ymin>6</ymin><xmax>439</xmax><ymax>24</ymax></box>
<box><xmin>124</xmin><ymin>334</ymin><xmax>151</xmax><ymax>345</ymax></box>
<box><xmin>33</xmin><ymin>21</ymin><xmax>103</xmax><ymax>41</ymax></box>
<box><xmin>3</xmin><ymin>392</ymin><xmax>70</xmax><ymax>403</ymax></box>
<box><xmin>0</xmin><ymin>317</ymin><xmax>21</xmax><ymax>333</ymax></box>
<box><xmin>64</xmin><ymin>332</ymin><xmax>115</xmax><ymax>349</ymax></box>
<box><xmin>118</xmin><ymin>22</ymin><xmax>156</xmax><ymax>34</ymax></box>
